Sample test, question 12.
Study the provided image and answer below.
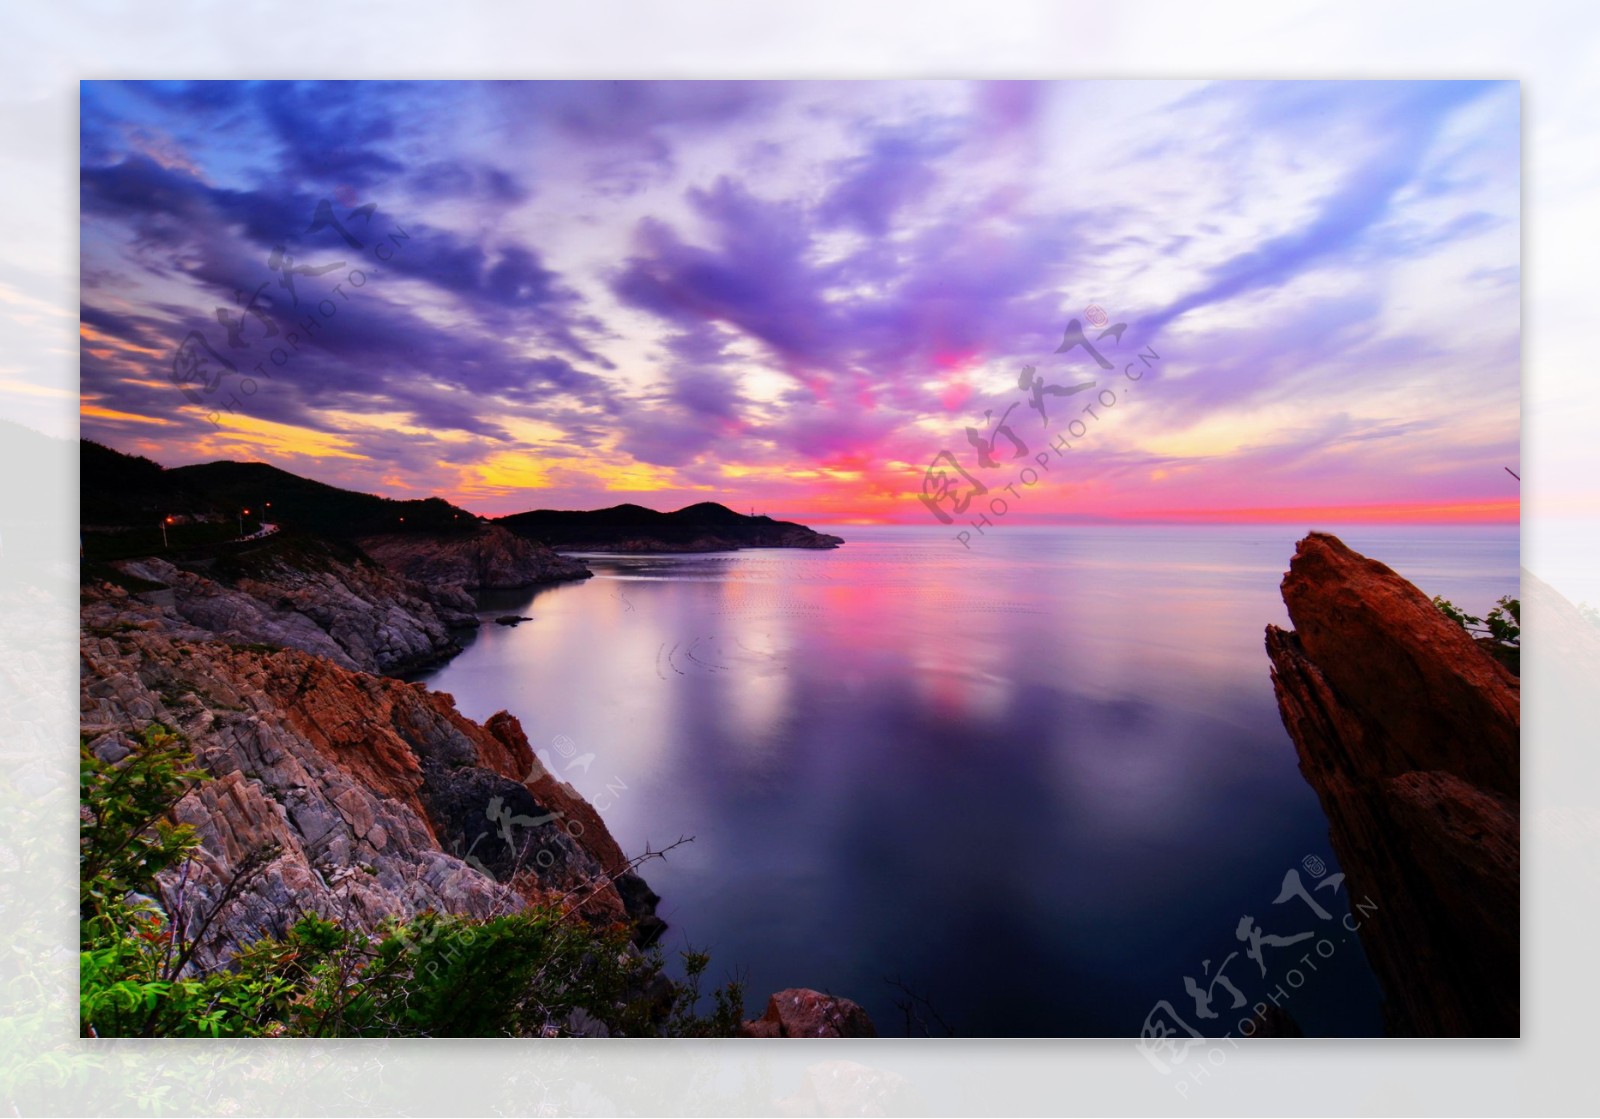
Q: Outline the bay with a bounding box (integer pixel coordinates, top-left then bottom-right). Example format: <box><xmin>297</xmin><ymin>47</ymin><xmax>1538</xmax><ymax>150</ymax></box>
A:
<box><xmin>414</xmin><ymin>522</ymin><xmax>1519</xmax><ymax>1036</ymax></box>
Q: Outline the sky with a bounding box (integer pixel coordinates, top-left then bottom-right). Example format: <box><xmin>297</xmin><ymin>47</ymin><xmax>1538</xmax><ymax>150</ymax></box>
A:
<box><xmin>78</xmin><ymin>79</ymin><xmax>1521</xmax><ymax>525</ymax></box>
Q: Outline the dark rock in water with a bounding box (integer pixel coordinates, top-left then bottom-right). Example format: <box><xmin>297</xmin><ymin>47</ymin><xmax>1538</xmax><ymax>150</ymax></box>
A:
<box><xmin>738</xmin><ymin>988</ymin><xmax>877</xmax><ymax>1038</ymax></box>
<box><xmin>494</xmin><ymin>615</ymin><xmax>531</xmax><ymax>626</ymax></box>
<box><xmin>614</xmin><ymin>873</ymin><xmax>666</xmax><ymax>947</ymax></box>
<box><xmin>1264</xmin><ymin>532</ymin><xmax>1518</xmax><ymax>1037</ymax></box>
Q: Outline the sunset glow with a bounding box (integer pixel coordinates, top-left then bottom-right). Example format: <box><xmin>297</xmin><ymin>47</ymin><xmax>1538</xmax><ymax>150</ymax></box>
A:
<box><xmin>79</xmin><ymin>81</ymin><xmax>1519</xmax><ymax>524</ymax></box>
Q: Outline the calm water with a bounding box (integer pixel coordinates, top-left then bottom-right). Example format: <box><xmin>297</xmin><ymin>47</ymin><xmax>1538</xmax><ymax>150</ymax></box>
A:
<box><xmin>415</xmin><ymin>523</ymin><xmax>1519</xmax><ymax>1036</ymax></box>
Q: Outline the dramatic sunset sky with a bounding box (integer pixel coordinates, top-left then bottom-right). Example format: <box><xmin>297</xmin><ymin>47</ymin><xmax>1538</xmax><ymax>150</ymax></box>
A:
<box><xmin>79</xmin><ymin>80</ymin><xmax>1519</xmax><ymax>524</ymax></box>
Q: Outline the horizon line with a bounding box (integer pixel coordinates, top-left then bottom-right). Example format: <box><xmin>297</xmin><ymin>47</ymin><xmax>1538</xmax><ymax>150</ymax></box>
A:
<box><xmin>82</xmin><ymin>439</ymin><xmax>1520</xmax><ymax>528</ymax></box>
<box><xmin>806</xmin><ymin>499</ymin><xmax>1520</xmax><ymax>528</ymax></box>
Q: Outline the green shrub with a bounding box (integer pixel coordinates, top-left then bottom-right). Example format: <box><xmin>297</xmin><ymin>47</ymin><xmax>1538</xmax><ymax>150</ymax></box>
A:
<box><xmin>80</xmin><ymin>727</ymin><xmax>742</xmax><ymax>1038</ymax></box>
<box><xmin>1432</xmin><ymin>594</ymin><xmax>1519</xmax><ymax>647</ymax></box>
<box><xmin>1484</xmin><ymin>595</ymin><xmax>1519</xmax><ymax>646</ymax></box>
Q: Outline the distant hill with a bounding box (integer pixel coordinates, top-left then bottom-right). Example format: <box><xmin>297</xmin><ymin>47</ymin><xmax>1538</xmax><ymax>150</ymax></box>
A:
<box><xmin>81</xmin><ymin>440</ymin><xmax>223</xmax><ymax>526</ymax></box>
<box><xmin>166</xmin><ymin>460</ymin><xmax>481</xmax><ymax>539</ymax></box>
<box><xmin>81</xmin><ymin>442</ymin><xmax>842</xmax><ymax>553</ymax></box>
<box><xmin>497</xmin><ymin>502</ymin><xmax>843</xmax><ymax>552</ymax></box>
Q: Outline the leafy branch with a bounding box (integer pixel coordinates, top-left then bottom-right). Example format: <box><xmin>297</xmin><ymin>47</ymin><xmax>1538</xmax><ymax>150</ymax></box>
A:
<box><xmin>1432</xmin><ymin>594</ymin><xmax>1519</xmax><ymax>646</ymax></box>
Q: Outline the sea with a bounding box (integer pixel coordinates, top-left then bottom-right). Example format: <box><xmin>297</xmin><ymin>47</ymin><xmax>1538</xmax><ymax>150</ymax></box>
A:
<box><xmin>412</xmin><ymin>522</ymin><xmax>1520</xmax><ymax>1037</ymax></box>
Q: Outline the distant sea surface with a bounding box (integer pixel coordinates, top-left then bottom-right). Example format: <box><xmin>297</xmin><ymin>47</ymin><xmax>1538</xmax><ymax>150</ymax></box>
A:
<box><xmin>414</xmin><ymin>523</ymin><xmax>1519</xmax><ymax>1037</ymax></box>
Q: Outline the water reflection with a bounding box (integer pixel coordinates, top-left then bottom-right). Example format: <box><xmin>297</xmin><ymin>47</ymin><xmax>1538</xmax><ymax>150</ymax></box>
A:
<box><xmin>417</xmin><ymin>524</ymin><xmax>1518</xmax><ymax>1036</ymax></box>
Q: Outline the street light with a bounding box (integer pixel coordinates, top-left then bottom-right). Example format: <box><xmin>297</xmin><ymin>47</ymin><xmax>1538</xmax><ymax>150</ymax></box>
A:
<box><xmin>161</xmin><ymin>515</ymin><xmax>173</xmax><ymax>548</ymax></box>
<box><xmin>239</xmin><ymin>508</ymin><xmax>250</xmax><ymax>536</ymax></box>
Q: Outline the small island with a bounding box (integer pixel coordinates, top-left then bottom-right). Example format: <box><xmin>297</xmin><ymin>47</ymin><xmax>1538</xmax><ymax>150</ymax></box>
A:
<box><xmin>497</xmin><ymin>501</ymin><xmax>845</xmax><ymax>553</ymax></box>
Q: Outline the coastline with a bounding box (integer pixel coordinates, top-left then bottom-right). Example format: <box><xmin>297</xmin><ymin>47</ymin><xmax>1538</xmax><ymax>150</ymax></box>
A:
<box><xmin>77</xmin><ymin>489</ymin><xmax>869</xmax><ymax>1036</ymax></box>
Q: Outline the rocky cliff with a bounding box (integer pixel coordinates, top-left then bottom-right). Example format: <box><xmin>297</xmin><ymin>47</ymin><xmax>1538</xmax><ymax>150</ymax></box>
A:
<box><xmin>1264</xmin><ymin>532</ymin><xmax>1518</xmax><ymax>1036</ymax></box>
<box><xmin>84</xmin><ymin>533</ymin><xmax>473</xmax><ymax>676</ymax></box>
<box><xmin>356</xmin><ymin>525</ymin><xmax>590</xmax><ymax>590</ymax></box>
<box><xmin>80</xmin><ymin>624</ymin><xmax>662</xmax><ymax>968</ymax></box>
<box><xmin>78</xmin><ymin>519</ymin><xmax>875</xmax><ymax>1031</ymax></box>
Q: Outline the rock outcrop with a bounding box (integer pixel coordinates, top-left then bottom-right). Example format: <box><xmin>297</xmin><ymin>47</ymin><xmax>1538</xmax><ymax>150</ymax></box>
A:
<box><xmin>80</xmin><ymin>627</ymin><xmax>662</xmax><ymax>968</ymax></box>
<box><xmin>82</xmin><ymin>533</ymin><xmax>471</xmax><ymax>676</ymax></box>
<box><xmin>77</xmin><ymin>511</ymin><xmax>870</xmax><ymax>1030</ymax></box>
<box><xmin>738</xmin><ymin>989</ymin><xmax>878</xmax><ymax>1038</ymax></box>
<box><xmin>1264</xmin><ymin>532</ymin><xmax>1518</xmax><ymax>1036</ymax></box>
<box><xmin>357</xmin><ymin>525</ymin><xmax>590</xmax><ymax>590</ymax></box>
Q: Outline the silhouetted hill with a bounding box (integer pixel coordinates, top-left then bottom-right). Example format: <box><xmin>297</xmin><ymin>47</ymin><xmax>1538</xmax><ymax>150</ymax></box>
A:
<box><xmin>81</xmin><ymin>441</ymin><xmax>841</xmax><ymax>554</ymax></box>
<box><xmin>81</xmin><ymin>439</ymin><xmax>206</xmax><ymax>525</ymax></box>
<box><xmin>497</xmin><ymin>502</ymin><xmax>843</xmax><ymax>552</ymax></box>
<box><xmin>162</xmin><ymin>459</ymin><xmax>481</xmax><ymax>538</ymax></box>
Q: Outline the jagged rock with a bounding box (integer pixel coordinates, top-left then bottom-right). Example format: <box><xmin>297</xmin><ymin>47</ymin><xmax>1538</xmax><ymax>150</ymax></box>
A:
<box><xmin>495</xmin><ymin>615</ymin><xmax>531</xmax><ymax>626</ymax></box>
<box><xmin>1264</xmin><ymin>532</ymin><xmax>1518</xmax><ymax>1036</ymax></box>
<box><xmin>76</xmin><ymin>510</ymin><xmax>871</xmax><ymax>1025</ymax></box>
<box><xmin>739</xmin><ymin>989</ymin><xmax>877</xmax><ymax>1038</ymax></box>
<box><xmin>84</xmin><ymin>538</ymin><xmax>464</xmax><ymax>676</ymax></box>
<box><xmin>88</xmin><ymin>730</ymin><xmax>133</xmax><ymax>764</ymax></box>
<box><xmin>357</xmin><ymin>525</ymin><xmax>590</xmax><ymax>590</ymax></box>
<box><xmin>80</xmin><ymin>628</ymin><xmax>662</xmax><ymax>969</ymax></box>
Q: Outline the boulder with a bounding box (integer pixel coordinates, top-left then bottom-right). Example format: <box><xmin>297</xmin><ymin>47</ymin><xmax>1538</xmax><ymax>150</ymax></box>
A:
<box><xmin>740</xmin><ymin>988</ymin><xmax>877</xmax><ymax>1038</ymax></box>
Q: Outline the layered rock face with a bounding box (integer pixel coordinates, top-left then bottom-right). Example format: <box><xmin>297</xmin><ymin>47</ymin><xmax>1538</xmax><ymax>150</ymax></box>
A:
<box><xmin>84</xmin><ymin>536</ymin><xmax>474</xmax><ymax>676</ymax></box>
<box><xmin>357</xmin><ymin>525</ymin><xmax>590</xmax><ymax>590</ymax></box>
<box><xmin>1264</xmin><ymin>532</ymin><xmax>1518</xmax><ymax>1036</ymax></box>
<box><xmin>80</xmin><ymin>626</ymin><xmax>661</xmax><ymax>967</ymax></box>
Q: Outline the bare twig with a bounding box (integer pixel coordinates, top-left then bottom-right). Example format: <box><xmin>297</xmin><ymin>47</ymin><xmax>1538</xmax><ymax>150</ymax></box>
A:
<box><xmin>547</xmin><ymin>835</ymin><xmax>694</xmax><ymax>921</ymax></box>
<box><xmin>885</xmin><ymin>975</ymin><xmax>954</xmax><ymax>1037</ymax></box>
<box><xmin>162</xmin><ymin>843</ymin><xmax>278</xmax><ymax>982</ymax></box>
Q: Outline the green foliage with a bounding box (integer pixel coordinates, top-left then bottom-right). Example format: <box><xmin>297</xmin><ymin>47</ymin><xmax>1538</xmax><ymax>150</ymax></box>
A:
<box><xmin>1484</xmin><ymin>595</ymin><xmax>1519</xmax><ymax>646</ymax></box>
<box><xmin>1431</xmin><ymin>594</ymin><xmax>1481</xmax><ymax>630</ymax></box>
<box><xmin>80</xmin><ymin>726</ymin><xmax>742</xmax><ymax>1039</ymax></box>
<box><xmin>1432</xmin><ymin>594</ymin><xmax>1519</xmax><ymax>647</ymax></box>
<box><xmin>79</xmin><ymin>724</ymin><xmax>206</xmax><ymax>921</ymax></box>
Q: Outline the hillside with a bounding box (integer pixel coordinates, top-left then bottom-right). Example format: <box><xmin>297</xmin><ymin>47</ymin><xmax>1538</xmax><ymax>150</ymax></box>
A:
<box><xmin>165</xmin><ymin>459</ymin><xmax>480</xmax><ymax>539</ymax></box>
<box><xmin>81</xmin><ymin>442</ymin><xmax>588</xmax><ymax>598</ymax></box>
